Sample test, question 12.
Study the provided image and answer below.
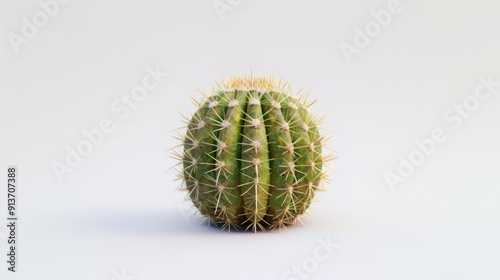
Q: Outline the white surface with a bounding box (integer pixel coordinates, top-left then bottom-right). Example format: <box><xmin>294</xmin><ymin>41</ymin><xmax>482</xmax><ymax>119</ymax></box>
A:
<box><xmin>1</xmin><ymin>0</ymin><xmax>500</xmax><ymax>279</ymax></box>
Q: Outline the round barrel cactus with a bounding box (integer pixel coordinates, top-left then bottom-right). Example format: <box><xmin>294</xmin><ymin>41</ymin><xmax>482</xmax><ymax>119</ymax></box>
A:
<box><xmin>175</xmin><ymin>76</ymin><xmax>332</xmax><ymax>231</ymax></box>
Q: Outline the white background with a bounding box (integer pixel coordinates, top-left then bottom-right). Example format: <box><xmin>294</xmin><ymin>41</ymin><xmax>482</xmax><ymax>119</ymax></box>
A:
<box><xmin>1</xmin><ymin>0</ymin><xmax>500</xmax><ymax>279</ymax></box>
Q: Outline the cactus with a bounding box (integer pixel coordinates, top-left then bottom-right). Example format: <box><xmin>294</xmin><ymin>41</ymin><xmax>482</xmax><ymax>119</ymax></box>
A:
<box><xmin>174</xmin><ymin>76</ymin><xmax>333</xmax><ymax>231</ymax></box>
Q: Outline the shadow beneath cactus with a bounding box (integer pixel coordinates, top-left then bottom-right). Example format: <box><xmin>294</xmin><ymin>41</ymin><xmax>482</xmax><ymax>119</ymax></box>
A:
<box><xmin>55</xmin><ymin>207</ymin><xmax>219</xmax><ymax>236</ymax></box>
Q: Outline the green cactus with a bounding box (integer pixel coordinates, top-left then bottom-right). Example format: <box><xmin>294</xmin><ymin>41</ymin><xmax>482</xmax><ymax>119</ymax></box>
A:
<box><xmin>175</xmin><ymin>76</ymin><xmax>332</xmax><ymax>231</ymax></box>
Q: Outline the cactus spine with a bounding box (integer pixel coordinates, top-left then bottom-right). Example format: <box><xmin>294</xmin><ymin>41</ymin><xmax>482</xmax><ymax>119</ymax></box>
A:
<box><xmin>175</xmin><ymin>76</ymin><xmax>332</xmax><ymax>231</ymax></box>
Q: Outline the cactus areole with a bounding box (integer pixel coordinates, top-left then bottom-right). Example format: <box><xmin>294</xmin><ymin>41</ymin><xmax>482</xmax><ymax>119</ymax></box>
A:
<box><xmin>175</xmin><ymin>76</ymin><xmax>332</xmax><ymax>231</ymax></box>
